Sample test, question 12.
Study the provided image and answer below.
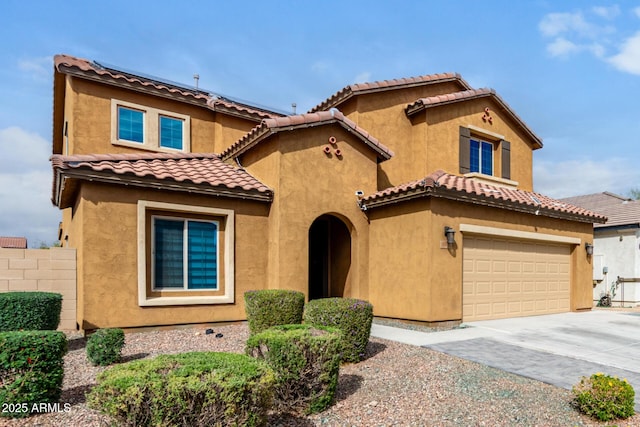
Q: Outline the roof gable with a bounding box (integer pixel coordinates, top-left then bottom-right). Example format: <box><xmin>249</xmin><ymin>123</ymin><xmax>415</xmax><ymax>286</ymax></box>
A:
<box><xmin>51</xmin><ymin>152</ymin><xmax>273</xmax><ymax>208</ymax></box>
<box><xmin>406</xmin><ymin>88</ymin><xmax>543</xmax><ymax>149</ymax></box>
<box><xmin>220</xmin><ymin>110</ymin><xmax>394</xmax><ymax>162</ymax></box>
<box><xmin>309</xmin><ymin>73</ymin><xmax>472</xmax><ymax>113</ymax></box>
<box><xmin>360</xmin><ymin>170</ymin><xmax>606</xmax><ymax>224</ymax></box>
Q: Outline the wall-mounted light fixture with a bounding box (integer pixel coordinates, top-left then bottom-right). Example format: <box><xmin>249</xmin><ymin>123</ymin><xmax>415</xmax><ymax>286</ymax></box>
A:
<box><xmin>585</xmin><ymin>242</ymin><xmax>594</xmax><ymax>256</ymax></box>
<box><xmin>444</xmin><ymin>226</ymin><xmax>456</xmax><ymax>246</ymax></box>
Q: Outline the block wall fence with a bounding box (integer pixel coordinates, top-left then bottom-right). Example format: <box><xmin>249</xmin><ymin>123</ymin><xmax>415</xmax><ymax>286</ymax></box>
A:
<box><xmin>0</xmin><ymin>247</ymin><xmax>76</xmax><ymax>330</ymax></box>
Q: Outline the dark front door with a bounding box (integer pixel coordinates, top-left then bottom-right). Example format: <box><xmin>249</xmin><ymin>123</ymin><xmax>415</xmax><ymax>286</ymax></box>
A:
<box><xmin>308</xmin><ymin>215</ymin><xmax>351</xmax><ymax>300</ymax></box>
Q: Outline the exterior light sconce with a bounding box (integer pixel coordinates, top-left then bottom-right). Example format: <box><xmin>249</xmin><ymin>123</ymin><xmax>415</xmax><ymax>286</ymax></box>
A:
<box><xmin>444</xmin><ymin>226</ymin><xmax>456</xmax><ymax>246</ymax></box>
<box><xmin>585</xmin><ymin>242</ymin><xmax>594</xmax><ymax>256</ymax></box>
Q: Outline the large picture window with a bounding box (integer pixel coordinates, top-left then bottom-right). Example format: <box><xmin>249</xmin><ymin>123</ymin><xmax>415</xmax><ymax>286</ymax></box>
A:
<box><xmin>153</xmin><ymin>217</ymin><xmax>218</xmax><ymax>290</ymax></box>
<box><xmin>137</xmin><ymin>201</ymin><xmax>234</xmax><ymax>307</ymax></box>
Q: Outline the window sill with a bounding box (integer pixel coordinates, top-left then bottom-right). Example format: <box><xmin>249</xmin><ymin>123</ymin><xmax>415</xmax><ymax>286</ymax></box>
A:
<box><xmin>112</xmin><ymin>139</ymin><xmax>186</xmax><ymax>153</ymax></box>
<box><xmin>464</xmin><ymin>173</ymin><xmax>518</xmax><ymax>189</ymax></box>
<box><xmin>138</xmin><ymin>295</ymin><xmax>234</xmax><ymax>307</ymax></box>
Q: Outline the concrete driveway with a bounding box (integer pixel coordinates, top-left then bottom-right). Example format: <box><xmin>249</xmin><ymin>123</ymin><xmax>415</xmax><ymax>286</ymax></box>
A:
<box><xmin>371</xmin><ymin>310</ymin><xmax>640</xmax><ymax>410</ymax></box>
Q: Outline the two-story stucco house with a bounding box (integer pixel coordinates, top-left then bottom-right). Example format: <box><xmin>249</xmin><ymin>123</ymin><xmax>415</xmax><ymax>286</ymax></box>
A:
<box><xmin>50</xmin><ymin>54</ymin><xmax>605</xmax><ymax>331</ymax></box>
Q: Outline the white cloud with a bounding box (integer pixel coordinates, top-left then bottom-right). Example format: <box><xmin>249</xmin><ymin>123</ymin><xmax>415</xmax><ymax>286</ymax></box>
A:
<box><xmin>539</xmin><ymin>12</ymin><xmax>593</xmax><ymax>38</ymax></box>
<box><xmin>534</xmin><ymin>157</ymin><xmax>639</xmax><ymax>199</ymax></box>
<box><xmin>547</xmin><ymin>37</ymin><xmax>581</xmax><ymax>57</ymax></box>
<box><xmin>633</xmin><ymin>6</ymin><xmax>640</xmax><ymax>18</ymax></box>
<box><xmin>608</xmin><ymin>31</ymin><xmax>640</xmax><ymax>75</ymax></box>
<box><xmin>17</xmin><ymin>56</ymin><xmax>52</xmax><ymax>80</ymax></box>
<box><xmin>353</xmin><ymin>72</ymin><xmax>372</xmax><ymax>84</ymax></box>
<box><xmin>311</xmin><ymin>61</ymin><xmax>329</xmax><ymax>73</ymax></box>
<box><xmin>592</xmin><ymin>5</ymin><xmax>620</xmax><ymax>20</ymax></box>
<box><xmin>0</xmin><ymin>126</ymin><xmax>59</xmax><ymax>246</ymax></box>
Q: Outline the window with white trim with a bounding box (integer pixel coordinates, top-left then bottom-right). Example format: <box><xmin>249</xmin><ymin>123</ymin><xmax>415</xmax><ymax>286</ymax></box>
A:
<box><xmin>469</xmin><ymin>139</ymin><xmax>493</xmax><ymax>175</ymax></box>
<box><xmin>111</xmin><ymin>99</ymin><xmax>190</xmax><ymax>152</ymax></box>
<box><xmin>152</xmin><ymin>217</ymin><xmax>218</xmax><ymax>290</ymax></box>
<box><xmin>137</xmin><ymin>201</ymin><xmax>234</xmax><ymax>307</ymax></box>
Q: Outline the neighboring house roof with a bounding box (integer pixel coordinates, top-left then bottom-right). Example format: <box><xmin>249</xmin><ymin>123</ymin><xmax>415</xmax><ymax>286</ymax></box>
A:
<box><xmin>54</xmin><ymin>54</ymin><xmax>282</xmax><ymax>121</ymax></box>
<box><xmin>360</xmin><ymin>170</ymin><xmax>607</xmax><ymax>224</ymax></box>
<box><xmin>405</xmin><ymin>88</ymin><xmax>544</xmax><ymax>149</ymax></box>
<box><xmin>0</xmin><ymin>237</ymin><xmax>27</xmax><ymax>249</ymax></box>
<box><xmin>560</xmin><ymin>192</ymin><xmax>640</xmax><ymax>229</ymax></box>
<box><xmin>51</xmin><ymin>152</ymin><xmax>273</xmax><ymax>208</ymax></box>
<box><xmin>309</xmin><ymin>72</ymin><xmax>472</xmax><ymax>113</ymax></box>
<box><xmin>220</xmin><ymin>110</ymin><xmax>394</xmax><ymax>162</ymax></box>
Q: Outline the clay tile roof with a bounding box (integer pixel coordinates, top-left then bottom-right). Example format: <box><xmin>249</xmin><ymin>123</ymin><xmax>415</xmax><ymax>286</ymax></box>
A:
<box><xmin>360</xmin><ymin>170</ymin><xmax>606</xmax><ymax>224</ymax></box>
<box><xmin>406</xmin><ymin>88</ymin><xmax>543</xmax><ymax>149</ymax></box>
<box><xmin>54</xmin><ymin>54</ymin><xmax>282</xmax><ymax>120</ymax></box>
<box><xmin>220</xmin><ymin>110</ymin><xmax>394</xmax><ymax>162</ymax></box>
<box><xmin>0</xmin><ymin>237</ymin><xmax>27</xmax><ymax>249</ymax></box>
<box><xmin>51</xmin><ymin>152</ymin><xmax>272</xmax><ymax>208</ymax></box>
<box><xmin>561</xmin><ymin>192</ymin><xmax>640</xmax><ymax>229</ymax></box>
<box><xmin>309</xmin><ymin>72</ymin><xmax>471</xmax><ymax>113</ymax></box>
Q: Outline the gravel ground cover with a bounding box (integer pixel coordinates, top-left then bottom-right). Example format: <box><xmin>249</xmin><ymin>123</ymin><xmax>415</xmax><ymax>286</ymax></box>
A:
<box><xmin>4</xmin><ymin>321</ymin><xmax>640</xmax><ymax>427</ymax></box>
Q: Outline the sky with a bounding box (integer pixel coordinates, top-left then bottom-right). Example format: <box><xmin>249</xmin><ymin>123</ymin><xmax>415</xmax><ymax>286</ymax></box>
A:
<box><xmin>1</xmin><ymin>0</ymin><xmax>640</xmax><ymax>247</ymax></box>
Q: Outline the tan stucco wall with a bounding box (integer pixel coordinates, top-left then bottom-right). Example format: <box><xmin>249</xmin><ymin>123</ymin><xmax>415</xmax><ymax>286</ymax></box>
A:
<box><xmin>332</xmin><ymin>84</ymin><xmax>537</xmax><ymax>192</ymax></box>
<box><xmin>369</xmin><ymin>197</ymin><xmax>594</xmax><ymax>323</ymax></box>
<box><xmin>0</xmin><ymin>247</ymin><xmax>77</xmax><ymax>330</ymax></box>
<box><xmin>63</xmin><ymin>77</ymin><xmax>257</xmax><ymax>156</ymax></box>
<box><xmin>241</xmin><ymin>125</ymin><xmax>379</xmax><ymax>301</ymax></box>
<box><xmin>421</xmin><ymin>98</ymin><xmax>535</xmax><ymax>191</ymax></box>
<box><xmin>70</xmin><ymin>182</ymin><xmax>269</xmax><ymax>330</ymax></box>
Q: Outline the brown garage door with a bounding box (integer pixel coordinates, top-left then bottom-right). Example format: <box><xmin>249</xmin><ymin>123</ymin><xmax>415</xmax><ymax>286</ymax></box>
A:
<box><xmin>463</xmin><ymin>236</ymin><xmax>571</xmax><ymax>321</ymax></box>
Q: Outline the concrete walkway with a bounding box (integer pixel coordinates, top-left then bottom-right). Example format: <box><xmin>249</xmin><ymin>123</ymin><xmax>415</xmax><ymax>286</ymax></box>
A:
<box><xmin>371</xmin><ymin>310</ymin><xmax>640</xmax><ymax>410</ymax></box>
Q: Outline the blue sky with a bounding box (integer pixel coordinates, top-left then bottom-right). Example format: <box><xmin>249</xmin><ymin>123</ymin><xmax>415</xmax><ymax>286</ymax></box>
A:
<box><xmin>1</xmin><ymin>0</ymin><xmax>639</xmax><ymax>246</ymax></box>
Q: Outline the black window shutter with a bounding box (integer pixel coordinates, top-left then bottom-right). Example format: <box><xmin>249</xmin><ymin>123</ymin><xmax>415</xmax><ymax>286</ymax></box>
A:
<box><xmin>501</xmin><ymin>140</ymin><xmax>511</xmax><ymax>180</ymax></box>
<box><xmin>459</xmin><ymin>126</ymin><xmax>471</xmax><ymax>174</ymax></box>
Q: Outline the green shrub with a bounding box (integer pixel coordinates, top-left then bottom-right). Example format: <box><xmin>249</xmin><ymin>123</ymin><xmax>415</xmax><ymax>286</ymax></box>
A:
<box><xmin>572</xmin><ymin>372</ymin><xmax>635</xmax><ymax>421</ymax></box>
<box><xmin>244</xmin><ymin>289</ymin><xmax>305</xmax><ymax>335</ymax></box>
<box><xmin>304</xmin><ymin>297</ymin><xmax>373</xmax><ymax>363</ymax></box>
<box><xmin>86</xmin><ymin>328</ymin><xmax>125</xmax><ymax>366</ymax></box>
<box><xmin>0</xmin><ymin>331</ymin><xmax>67</xmax><ymax>418</ymax></box>
<box><xmin>246</xmin><ymin>324</ymin><xmax>342</xmax><ymax>414</ymax></box>
<box><xmin>0</xmin><ymin>292</ymin><xmax>62</xmax><ymax>331</ymax></box>
<box><xmin>87</xmin><ymin>352</ymin><xmax>275</xmax><ymax>427</ymax></box>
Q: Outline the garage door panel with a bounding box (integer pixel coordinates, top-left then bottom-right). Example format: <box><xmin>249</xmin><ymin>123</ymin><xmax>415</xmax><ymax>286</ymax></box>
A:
<box><xmin>463</xmin><ymin>236</ymin><xmax>571</xmax><ymax>321</ymax></box>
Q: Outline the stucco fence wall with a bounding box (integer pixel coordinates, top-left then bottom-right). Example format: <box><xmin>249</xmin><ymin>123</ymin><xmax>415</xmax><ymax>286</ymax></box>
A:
<box><xmin>0</xmin><ymin>247</ymin><xmax>76</xmax><ymax>330</ymax></box>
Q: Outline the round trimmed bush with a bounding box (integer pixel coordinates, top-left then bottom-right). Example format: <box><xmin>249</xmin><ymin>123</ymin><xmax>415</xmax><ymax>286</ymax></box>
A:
<box><xmin>246</xmin><ymin>324</ymin><xmax>342</xmax><ymax>414</ymax></box>
<box><xmin>0</xmin><ymin>331</ymin><xmax>67</xmax><ymax>418</ymax></box>
<box><xmin>572</xmin><ymin>372</ymin><xmax>635</xmax><ymax>421</ymax></box>
<box><xmin>87</xmin><ymin>352</ymin><xmax>275</xmax><ymax>427</ymax></box>
<box><xmin>0</xmin><ymin>292</ymin><xmax>62</xmax><ymax>331</ymax></box>
<box><xmin>244</xmin><ymin>289</ymin><xmax>305</xmax><ymax>335</ymax></box>
<box><xmin>86</xmin><ymin>328</ymin><xmax>125</xmax><ymax>366</ymax></box>
<box><xmin>304</xmin><ymin>297</ymin><xmax>373</xmax><ymax>363</ymax></box>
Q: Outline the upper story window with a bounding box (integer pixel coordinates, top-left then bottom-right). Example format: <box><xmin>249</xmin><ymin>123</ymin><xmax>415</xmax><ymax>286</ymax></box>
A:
<box><xmin>470</xmin><ymin>139</ymin><xmax>493</xmax><ymax>175</ymax></box>
<box><xmin>459</xmin><ymin>126</ymin><xmax>511</xmax><ymax>180</ymax></box>
<box><xmin>159</xmin><ymin>115</ymin><xmax>184</xmax><ymax>150</ymax></box>
<box><xmin>111</xmin><ymin>99</ymin><xmax>190</xmax><ymax>152</ymax></box>
<box><xmin>118</xmin><ymin>107</ymin><xmax>144</xmax><ymax>143</ymax></box>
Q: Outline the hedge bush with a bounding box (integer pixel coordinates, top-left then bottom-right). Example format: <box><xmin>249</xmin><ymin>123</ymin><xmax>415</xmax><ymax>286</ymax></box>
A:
<box><xmin>244</xmin><ymin>289</ymin><xmax>305</xmax><ymax>335</ymax></box>
<box><xmin>0</xmin><ymin>292</ymin><xmax>62</xmax><ymax>331</ymax></box>
<box><xmin>0</xmin><ymin>331</ymin><xmax>67</xmax><ymax>418</ymax></box>
<box><xmin>304</xmin><ymin>298</ymin><xmax>373</xmax><ymax>363</ymax></box>
<box><xmin>572</xmin><ymin>372</ymin><xmax>635</xmax><ymax>421</ymax></box>
<box><xmin>246</xmin><ymin>324</ymin><xmax>342</xmax><ymax>414</ymax></box>
<box><xmin>87</xmin><ymin>351</ymin><xmax>275</xmax><ymax>427</ymax></box>
<box><xmin>86</xmin><ymin>328</ymin><xmax>125</xmax><ymax>366</ymax></box>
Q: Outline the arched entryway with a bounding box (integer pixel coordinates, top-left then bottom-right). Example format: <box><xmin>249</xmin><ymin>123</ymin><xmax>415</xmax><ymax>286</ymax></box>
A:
<box><xmin>308</xmin><ymin>214</ymin><xmax>352</xmax><ymax>300</ymax></box>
